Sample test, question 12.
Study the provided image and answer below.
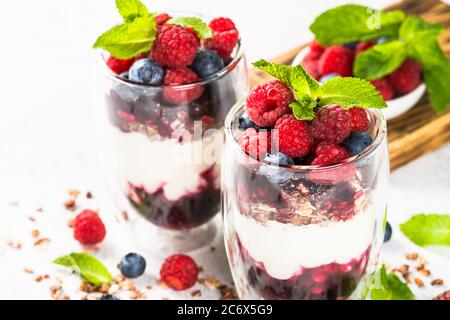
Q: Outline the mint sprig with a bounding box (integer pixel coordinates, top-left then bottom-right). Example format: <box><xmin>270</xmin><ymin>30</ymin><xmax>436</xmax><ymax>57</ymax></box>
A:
<box><xmin>116</xmin><ymin>0</ymin><xmax>150</xmax><ymax>22</ymax></box>
<box><xmin>363</xmin><ymin>265</ymin><xmax>415</xmax><ymax>300</ymax></box>
<box><xmin>168</xmin><ymin>17</ymin><xmax>213</xmax><ymax>39</ymax></box>
<box><xmin>253</xmin><ymin>60</ymin><xmax>386</xmax><ymax>120</ymax></box>
<box><xmin>54</xmin><ymin>253</ymin><xmax>113</xmax><ymax>286</ymax></box>
<box><xmin>310</xmin><ymin>4</ymin><xmax>404</xmax><ymax>46</ymax></box>
<box><xmin>400</xmin><ymin>214</ymin><xmax>450</xmax><ymax>247</ymax></box>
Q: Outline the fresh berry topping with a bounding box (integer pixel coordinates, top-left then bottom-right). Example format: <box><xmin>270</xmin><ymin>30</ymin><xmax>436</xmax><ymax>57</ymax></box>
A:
<box><xmin>341</xmin><ymin>132</ymin><xmax>373</xmax><ymax>156</ymax></box>
<box><xmin>163</xmin><ymin>68</ymin><xmax>204</xmax><ymax>104</ymax></box>
<box><xmin>129</xmin><ymin>59</ymin><xmax>165</xmax><ymax>85</ymax></box>
<box><xmin>160</xmin><ymin>254</ymin><xmax>199</xmax><ymax>291</ymax></box>
<box><xmin>355</xmin><ymin>40</ymin><xmax>375</xmax><ymax>55</ymax></box>
<box><xmin>311</xmin><ymin>105</ymin><xmax>352</xmax><ymax>144</ymax></box>
<box><xmin>383</xmin><ymin>221</ymin><xmax>392</xmax><ymax>243</ymax></box>
<box><xmin>191</xmin><ymin>49</ymin><xmax>224</xmax><ymax>78</ymax></box>
<box><xmin>209</xmin><ymin>17</ymin><xmax>236</xmax><ymax>33</ymax></box>
<box><xmin>118</xmin><ymin>253</ymin><xmax>147</xmax><ymax>278</ymax></box>
<box><xmin>349</xmin><ymin>108</ymin><xmax>369</xmax><ymax>132</ymax></box>
<box><xmin>204</xmin><ymin>29</ymin><xmax>239</xmax><ymax>59</ymax></box>
<box><xmin>388</xmin><ymin>59</ymin><xmax>422</xmax><ymax>94</ymax></box>
<box><xmin>274</xmin><ymin>114</ymin><xmax>313</xmax><ymax>158</ymax></box>
<box><xmin>151</xmin><ymin>25</ymin><xmax>199</xmax><ymax>68</ymax></box>
<box><xmin>238</xmin><ymin>113</ymin><xmax>260</xmax><ymax>131</ymax></box>
<box><xmin>311</xmin><ymin>143</ymin><xmax>350</xmax><ymax>166</ymax></box>
<box><xmin>106</xmin><ymin>56</ymin><xmax>135</xmax><ymax>74</ymax></box>
<box><xmin>319</xmin><ymin>73</ymin><xmax>338</xmax><ymax>83</ymax></box>
<box><xmin>73</xmin><ymin>210</ymin><xmax>106</xmax><ymax>245</ymax></box>
<box><xmin>155</xmin><ymin>13</ymin><xmax>172</xmax><ymax>26</ymax></box>
<box><xmin>264</xmin><ymin>152</ymin><xmax>294</xmax><ymax>166</ymax></box>
<box><xmin>301</xmin><ymin>58</ymin><xmax>321</xmax><ymax>80</ymax></box>
<box><xmin>433</xmin><ymin>291</ymin><xmax>450</xmax><ymax>300</ymax></box>
<box><xmin>306</xmin><ymin>40</ymin><xmax>325</xmax><ymax>60</ymax></box>
<box><xmin>98</xmin><ymin>294</ymin><xmax>119</xmax><ymax>300</ymax></box>
<box><xmin>370</xmin><ymin>78</ymin><xmax>394</xmax><ymax>100</ymax></box>
<box><xmin>318</xmin><ymin>45</ymin><xmax>354</xmax><ymax>77</ymax></box>
<box><xmin>246</xmin><ymin>80</ymin><xmax>294</xmax><ymax>127</ymax></box>
<box><xmin>238</xmin><ymin>128</ymin><xmax>272</xmax><ymax>159</ymax></box>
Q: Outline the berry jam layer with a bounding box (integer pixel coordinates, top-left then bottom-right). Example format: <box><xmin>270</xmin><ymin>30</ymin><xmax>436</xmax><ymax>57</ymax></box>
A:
<box><xmin>238</xmin><ymin>239</ymin><xmax>371</xmax><ymax>300</ymax></box>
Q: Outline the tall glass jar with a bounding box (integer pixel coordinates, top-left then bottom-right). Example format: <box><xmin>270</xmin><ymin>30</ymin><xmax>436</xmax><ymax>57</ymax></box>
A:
<box><xmin>96</xmin><ymin>13</ymin><xmax>248</xmax><ymax>253</ymax></box>
<box><xmin>222</xmin><ymin>101</ymin><xmax>389</xmax><ymax>300</ymax></box>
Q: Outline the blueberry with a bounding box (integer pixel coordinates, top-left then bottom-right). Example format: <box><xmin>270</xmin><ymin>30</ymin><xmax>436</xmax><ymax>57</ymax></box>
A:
<box><xmin>341</xmin><ymin>132</ymin><xmax>373</xmax><ymax>156</ymax></box>
<box><xmin>264</xmin><ymin>152</ymin><xmax>294</xmax><ymax>166</ymax></box>
<box><xmin>319</xmin><ymin>73</ymin><xmax>339</xmax><ymax>83</ymax></box>
<box><xmin>98</xmin><ymin>294</ymin><xmax>119</xmax><ymax>300</ymax></box>
<box><xmin>384</xmin><ymin>221</ymin><xmax>392</xmax><ymax>242</ymax></box>
<box><xmin>119</xmin><ymin>72</ymin><xmax>129</xmax><ymax>80</ymax></box>
<box><xmin>377</xmin><ymin>36</ymin><xmax>390</xmax><ymax>44</ymax></box>
<box><xmin>191</xmin><ymin>50</ymin><xmax>225</xmax><ymax>78</ymax></box>
<box><xmin>238</xmin><ymin>113</ymin><xmax>260</xmax><ymax>131</ymax></box>
<box><xmin>129</xmin><ymin>59</ymin><xmax>165</xmax><ymax>85</ymax></box>
<box><xmin>344</xmin><ymin>41</ymin><xmax>358</xmax><ymax>50</ymax></box>
<box><xmin>118</xmin><ymin>253</ymin><xmax>146</xmax><ymax>278</ymax></box>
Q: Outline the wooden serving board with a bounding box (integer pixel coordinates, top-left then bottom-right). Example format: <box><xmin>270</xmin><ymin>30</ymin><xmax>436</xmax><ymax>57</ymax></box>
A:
<box><xmin>249</xmin><ymin>0</ymin><xmax>450</xmax><ymax>170</ymax></box>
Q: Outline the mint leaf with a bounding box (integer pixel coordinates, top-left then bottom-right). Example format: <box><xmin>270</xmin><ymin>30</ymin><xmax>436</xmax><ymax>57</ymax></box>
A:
<box><xmin>290</xmin><ymin>100</ymin><xmax>316</xmax><ymax>121</ymax></box>
<box><xmin>310</xmin><ymin>5</ymin><xmax>404</xmax><ymax>46</ymax></box>
<box><xmin>366</xmin><ymin>266</ymin><xmax>415</xmax><ymax>300</ymax></box>
<box><xmin>423</xmin><ymin>63</ymin><xmax>450</xmax><ymax>113</ymax></box>
<box><xmin>93</xmin><ymin>16</ymin><xmax>157</xmax><ymax>59</ymax></box>
<box><xmin>54</xmin><ymin>253</ymin><xmax>113</xmax><ymax>286</ymax></box>
<box><xmin>353</xmin><ymin>41</ymin><xmax>407</xmax><ymax>80</ymax></box>
<box><xmin>400</xmin><ymin>16</ymin><xmax>443</xmax><ymax>48</ymax></box>
<box><xmin>168</xmin><ymin>17</ymin><xmax>212</xmax><ymax>39</ymax></box>
<box><xmin>318</xmin><ymin>77</ymin><xmax>387</xmax><ymax>109</ymax></box>
<box><xmin>400</xmin><ymin>214</ymin><xmax>450</xmax><ymax>247</ymax></box>
<box><xmin>116</xmin><ymin>0</ymin><xmax>150</xmax><ymax>22</ymax></box>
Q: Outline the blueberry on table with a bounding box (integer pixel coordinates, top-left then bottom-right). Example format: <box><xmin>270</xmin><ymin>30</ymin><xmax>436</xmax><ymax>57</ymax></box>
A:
<box><xmin>384</xmin><ymin>221</ymin><xmax>392</xmax><ymax>243</ymax></box>
<box><xmin>98</xmin><ymin>294</ymin><xmax>119</xmax><ymax>300</ymax></box>
<box><xmin>129</xmin><ymin>59</ymin><xmax>165</xmax><ymax>85</ymax></box>
<box><xmin>191</xmin><ymin>49</ymin><xmax>225</xmax><ymax>78</ymax></box>
<box><xmin>118</xmin><ymin>253</ymin><xmax>146</xmax><ymax>278</ymax></box>
<box><xmin>341</xmin><ymin>132</ymin><xmax>373</xmax><ymax>156</ymax></box>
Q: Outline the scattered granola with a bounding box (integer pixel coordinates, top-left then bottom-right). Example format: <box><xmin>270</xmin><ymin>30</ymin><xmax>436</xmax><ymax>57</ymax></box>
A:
<box><xmin>68</xmin><ymin>189</ymin><xmax>80</xmax><ymax>197</ymax></box>
<box><xmin>191</xmin><ymin>290</ymin><xmax>202</xmax><ymax>298</ymax></box>
<box><xmin>419</xmin><ymin>268</ymin><xmax>431</xmax><ymax>277</ymax></box>
<box><xmin>24</xmin><ymin>268</ymin><xmax>34</xmax><ymax>274</ymax></box>
<box><xmin>86</xmin><ymin>191</ymin><xmax>93</xmax><ymax>199</ymax></box>
<box><xmin>130</xmin><ymin>290</ymin><xmax>146</xmax><ymax>300</ymax></box>
<box><xmin>406</xmin><ymin>253</ymin><xmax>418</xmax><ymax>260</ymax></box>
<box><xmin>431</xmin><ymin>279</ymin><xmax>444</xmax><ymax>286</ymax></box>
<box><xmin>156</xmin><ymin>279</ymin><xmax>168</xmax><ymax>289</ymax></box>
<box><xmin>200</xmin><ymin>277</ymin><xmax>221</xmax><ymax>290</ymax></box>
<box><xmin>219</xmin><ymin>285</ymin><xmax>238</xmax><ymax>300</ymax></box>
<box><xmin>31</xmin><ymin>229</ymin><xmax>40</xmax><ymax>238</ymax></box>
<box><xmin>7</xmin><ymin>240</ymin><xmax>22</xmax><ymax>249</ymax></box>
<box><xmin>35</xmin><ymin>274</ymin><xmax>50</xmax><ymax>283</ymax></box>
<box><xmin>414</xmin><ymin>277</ymin><xmax>424</xmax><ymax>288</ymax></box>
<box><xmin>28</xmin><ymin>216</ymin><xmax>36</xmax><ymax>222</ymax></box>
<box><xmin>33</xmin><ymin>238</ymin><xmax>51</xmax><ymax>248</ymax></box>
<box><xmin>64</xmin><ymin>198</ymin><xmax>76</xmax><ymax>211</ymax></box>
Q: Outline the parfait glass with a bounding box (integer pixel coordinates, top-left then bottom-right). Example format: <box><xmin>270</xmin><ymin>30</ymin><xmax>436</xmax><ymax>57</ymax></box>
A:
<box><xmin>222</xmin><ymin>101</ymin><xmax>389</xmax><ymax>300</ymax></box>
<box><xmin>96</xmin><ymin>13</ymin><xmax>248</xmax><ymax>253</ymax></box>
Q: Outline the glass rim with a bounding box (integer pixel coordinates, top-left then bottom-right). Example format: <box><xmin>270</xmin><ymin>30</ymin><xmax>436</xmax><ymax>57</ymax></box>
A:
<box><xmin>224</xmin><ymin>99</ymin><xmax>388</xmax><ymax>173</ymax></box>
<box><xmin>95</xmin><ymin>11</ymin><xmax>245</xmax><ymax>90</ymax></box>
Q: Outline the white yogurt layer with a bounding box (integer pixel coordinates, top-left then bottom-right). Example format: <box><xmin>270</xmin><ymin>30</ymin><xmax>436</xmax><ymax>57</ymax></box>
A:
<box><xmin>108</xmin><ymin>128</ymin><xmax>223</xmax><ymax>201</ymax></box>
<box><xmin>235</xmin><ymin>208</ymin><xmax>375</xmax><ymax>280</ymax></box>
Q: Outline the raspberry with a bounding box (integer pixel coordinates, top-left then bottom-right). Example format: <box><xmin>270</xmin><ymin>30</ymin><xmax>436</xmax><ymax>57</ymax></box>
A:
<box><xmin>238</xmin><ymin>128</ymin><xmax>272</xmax><ymax>159</ymax></box>
<box><xmin>274</xmin><ymin>114</ymin><xmax>313</xmax><ymax>157</ymax></box>
<box><xmin>318</xmin><ymin>45</ymin><xmax>354</xmax><ymax>77</ymax></box>
<box><xmin>155</xmin><ymin>13</ymin><xmax>172</xmax><ymax>26</ymax></box>
<box><xmin>311</xmin><ymin>105</ymin><xmax>352</xmax><ymax>144</ymax></box>
<box><xmin>204</xmin><ymin>18</ymin><xmax>239</xmax><ymax>59</ymax></box>
<box><xmin>306</xmin><ymin>40</ymin><xmax>325</xmax><ymax>60</ymax></box>
<box><xmin>311</xmin><ymin>143</ymin><xmax>350</xmax><ymax>165</ymax></box>
<box><xmin>388</xmin><ymin>59</ymin><xmax>422</xmax><ymax>94</ymax></box>
<box><xmin>106</xmin><ymin>56</ymin><xmax>135</xmax><ymax>74</ymax></box>
<box><xmin>246</xmin><ymin>80</ymin><xmax>294</xmax><ymax>127</ymax></box>
<box><xmin>160</xmin><ymin>254</ymin><xmax>198</xmax><ymax>291</ymax></box>
<box><xmin>370</xmin><ymin>78</ymin><xmax>394</xmax><ymax>100</ymax></box>
<box><xmin>355</xmin><ymin>41</ymin><xmax>375</xmax><ymax>55</ymax></box>
<box><xmin>151</xmin><ymin>25</ymin><xmax>199</xmax><ymax>68</ymax></box>
<box><xmin>163</xmin><ymin>68</ymin><xmax>204</xmax><ymax>104</ymax></box>
<box><xmin>349</xmin><ymin>108</ymin><xmax>369</xmax><ymax>132</ymax></box>
<box><xmin>433</xmin><ymin>291</ymin><xmax>450</xmax><ymax>300</ymax></box>
<box><xmin>73</xmin><ymin>210</ymin><xmax>106</xmax><ymax>245</ymax></box>
<box><xmin>301</xmin><ymin>58</ymin><xmax>321</xmax><ymax>80</ymax></box>
<box><xmin>209</xmin><ymin>17</ymin><xmax>236</xmax><ymax>32</ymax></box>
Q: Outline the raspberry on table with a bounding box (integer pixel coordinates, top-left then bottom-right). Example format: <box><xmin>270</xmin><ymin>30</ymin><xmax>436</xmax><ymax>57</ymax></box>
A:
<box><xmin>238</xmin><ymin>128</ymin><xmax>272</xmax><ymax>159</ymax></box>
<box><xmin>73</xmin><ymin>210</ymin><xmax>106</xmax><ymax>245</ymax></box>
<box><xmin>274</xmin><ymin>114</ymin><xmax>313</xmax><ymax>158</ymax></box>
<box><xmin>388</xmin><ymin>59</ymin><xmax>422</xmax><ymax>94</ymax></box>
<box><xmin>311</xmin><ymin>105</ymin><xmax>352</xmax><ymax>144</ymax></box>
<box><xmin>246</xmin><ymin>80</ymin><xmax>294</xmax><ymax>127</ymax></box>
<box><xmin>311</xmin><ymin>143</ymin><xmax>350</xmax><ymax>165</ymax></box>
<box><xmin>349</xmin><ymin>108</ymin><xmax>369</xmax><ymax>132</ymax></box>
<box><xmin>106</xmin><ymin>56</ymin><xmax>135</xmax><ymax>74</ymax></box>
<box><xmin>204</xmin><ymin>17</ymin><xmax>239</xmax><ymax>59</ymax></box>
<box><xmin>355</xmin><ymin>40</ymin><xmax>375</xmax><ymax>55</ymax></box>
<box><xmin>160</xmin><ymin>254</ymin><xmax>199</xmax><ymax>291</ymax></box>
<box><xmin>163</xmin><ymin>68</ymin><xmax>204</xmax><ymax>104</ymax></box>
<box><xmin>155</xmin><ymin>13</ymin><xmax>172</xmax><ymax>26</ymax></box>
<box><xmin>318</xmin><ymin>45</ymin><xmax>354</xmax><ymax>77</ymax></box>
<box><xmin>370</xmin><ymin>78</ymin><xmax>394</xmax><ymax>101</ymax></box>
<box><xmin>151</xmin><ymin>25</ymin><xmax>199</xmax><ymax>68</ymax></box>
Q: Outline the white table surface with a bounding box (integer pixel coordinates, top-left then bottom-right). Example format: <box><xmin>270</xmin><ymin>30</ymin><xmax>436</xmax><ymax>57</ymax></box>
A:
<box><xmin>0</xmin><ymin>0</ymin><xmax>449</xmax><ymax>300</ymax></box>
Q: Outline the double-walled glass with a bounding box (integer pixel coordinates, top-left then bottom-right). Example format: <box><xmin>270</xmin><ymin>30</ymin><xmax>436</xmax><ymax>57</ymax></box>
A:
<box><xmin>223</xmin><ymin>102</ymin><xmax>389</xmax><ymax>300</ymax></box>
<box><xmin>96</xmin><ymin>15</ymin><xmax>248</xmax><ymax>251</ymax></box>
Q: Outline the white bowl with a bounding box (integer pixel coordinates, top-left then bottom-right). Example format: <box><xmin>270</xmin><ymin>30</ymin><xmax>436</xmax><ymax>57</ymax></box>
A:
<box><xmin>292</xmin><ymin>47</ymin><xmax>426</xmax><ymax>120</ymax></box>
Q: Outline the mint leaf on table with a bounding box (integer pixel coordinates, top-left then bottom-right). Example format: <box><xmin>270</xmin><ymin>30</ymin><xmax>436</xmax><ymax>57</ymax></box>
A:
<box><xmin>318</xmin><ymin>77</ymin><xmax>387</xmax><ymax>109</ymax></box>
<box><xmin>353</xmin><ymin>41</ymin><xmax>407</xmax><ymax>80</ymax></box>
<box><xmin>54</xmin><ymin>253</ymin><xmax>113</xmax><ymax>286</ymax></box>
<box><xmin>400</xmin><ymin>214</ymin><xmax>450</xmax><ymax>247</ymax></box>
<box><xmin>364</xmin><ymin>265</ymin><xmax>415</xmax><ymax>300</ymax></box>
<box><xmin>93</xmin><ymin>16</ymin><xmax>157</xmax><ymax>59</ymax></box>
<box><xmin>116</xmin><ymin>0</ymin><xmax>150</xmax><ymax>23</ymax></box>
<box><xmin>168</xmin><ymin>17</ymin><xmax>212</xmax><ymax>39</ymax></box>
<box><xmin>310</xmin><ymin>4</ymin><xmax>404</xmax><ymax>46</ymax></box>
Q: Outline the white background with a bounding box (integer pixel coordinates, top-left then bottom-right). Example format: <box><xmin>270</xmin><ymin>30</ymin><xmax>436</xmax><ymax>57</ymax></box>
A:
<box><xmin>0</xmin><ymin>0</ymin><xmax>449</xmax><ymax>300</ymax></box>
